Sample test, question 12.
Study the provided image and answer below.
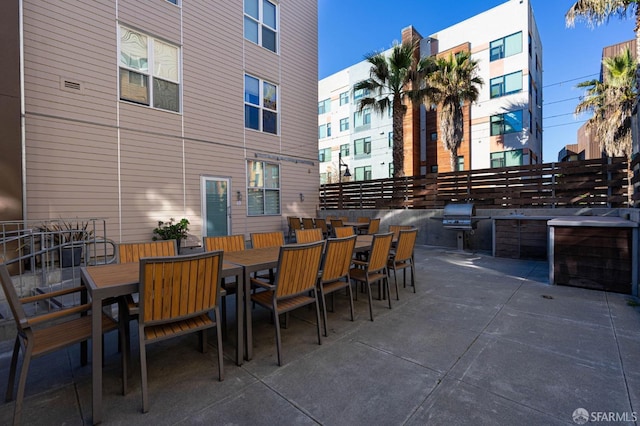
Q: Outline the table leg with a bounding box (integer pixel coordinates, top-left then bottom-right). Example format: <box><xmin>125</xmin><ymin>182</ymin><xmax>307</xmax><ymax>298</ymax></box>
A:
<box><xmin>91</xmin><ymin>296</ymin><xmax>103</xmax><ymax>424</ymax></box>
<box><xmin>235</xmin><ymin>272</ymin><xmax>244</xmax><ymax>366</ymax></box>
<box><xmin>244</xmin><ymin>267</ymin><xmax>253</xmax><ymax>361</ymax></box>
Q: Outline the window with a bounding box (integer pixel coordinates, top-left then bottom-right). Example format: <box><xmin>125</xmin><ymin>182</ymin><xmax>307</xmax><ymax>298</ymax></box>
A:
<box><xmin>528</xmin><ymin>33</ymin><xmax>532</xmax><ymax>56</ymax></box>
<box><xmin>245</xmin><ymin>74</ymin><xmax>278</xmax><ymax>134</ymax></box>
<box><xmin>354</xmin><ymin>137</ymin><xmax>371</xmax><ymax>156</ymax></box>
<box><xmin>320</xmin><ymin>173</ymin><xmax>328</xmax><ymax>185</ymax></box>
<box><xmin>339</xmin><ymin>117</ymin><xmax>349</xmax><ymax>132</ymax></box>
<box><xmin>166</xmin><ymin>0</ymin><xmax>178</xmax><ymax>4</ymax></box>
<box><xmin>354</xmin><ymin>108</ymin><xmax>371</xmax><ymax>130</ymax></box>
<box><xmin>430</xmin><ymin>165</ymin><xmax>438</xmax><ymax>173</ymax></box>
<box><xmin>490</xmin><ymin>149</ymin><xmax>523</xmax><ymax>168</ymax></box>
<box><xmin>318</xmin><ymin>123</ymin><xmax>331</xmax><ymax>139</ymax></box>
<box><xmin>353</xmin><ymin>87</ymin><xmax>369</xmax><ymax>101</ymax></box>
<box><xmin>119</xmin><ymin>26</ymin><xmax>180</xmax><ymax>112</ymax></box>
<box><xmin>340</xmin><ymin>143</ymin><xmax>350</xmax><ymax>157</ymax></box>
<box><xmin>490</xmin><ymin>71</ymin><xmax>522</xmax><ymax>98</ymax></box>
<box><xmin>430</xmin><ymin>132</ymin><xmax>437</xmax><ymax>141</ymax></box>
<box><xmin>318</xmin><ymin>148</ymin><xmax>331</xmax><ymax>162</ymax></box>
<box><xmin>339</xmin><ymin>91</ymin><xmax>349</xmax><ymax>105</ymax></box>
<box><xmin>490</xmin><ymin>32</ymin><xmax>522</xmax><ymax>61</ymax></box>
<box><xmin>318</xmin><ymin>98</ymin><xmax>331</xmax><ymax>114</ymax></box>
<box><xmin>388</xmin><ymin>132</ymin><xmax>393</xmax><ymax>147</ymax></box>
<box><xmin>490</xmin><ymin>110</ymin><xmax>523</xmax><ymax>136</ymax></box>
<box><xmin>247</xmin><ymin>160</ymin><xmax>280</xmax><ymax>215</ymax></box>
<box><xmin>389</xmin><ymin>162</ymin><xmax>394</xmax><ymax>178</ymax></box>
<box><xmin>457</xmin><ymin>156</ymin><xmax>464</xmax><ymax>171</ymax></box>
<box><xmin>354</xmin><ymin>166</ymin><xmax>372</xmax><ymax>181</ymax></box>
<box><xmin>244</xmin><ymin>0</ymin><xmax>277</xmax><ymax>53</ymax></box>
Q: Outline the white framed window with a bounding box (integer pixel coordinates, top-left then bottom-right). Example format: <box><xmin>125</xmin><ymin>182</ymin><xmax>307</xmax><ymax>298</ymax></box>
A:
<box><xmin>339</xmin><ymin>91</ymin><xmax>349</xmax><ymax>105</ymax></box>
<box><xmin>354</xmin><ymin>108</ymin><xmax>371</xmax><ymax>130</ymax></box>
<box><xmin>340</xmin><ymin>143</ymin><xmax>349</xmax><ymax>157</ymax></box>
<box><xmin>354</xmin><ymin>137</ymin><xmax>371</xmax><ymax>156</ymax></box>
<box><xmin>490</xmin><ymin>110</ymin><xmax>523</xmax><ymax>136</ymax></box>
<box><xmin>119</xmin><ymin>26</ymin><xmax>180</xmax><ymax>112</ymax></box>
<box><xmin>354</xmin><ymin>165</ymin><xmax>372</xmax><ymax>181</ymax></box>
<box><xmin>388</xmin><ymin>132</ymin><xmax>393</xmax><ymax>147</ymax></box>
<box><xmin>247</xmin><ymin>160</ymin><xmax>280</xmax><ymax>215</ymax></box>
<box><xmin>318</xmin><ymin>123</ymin><xmax>331</xmax><ymax>139</ymax></box>
<box><xmin>244</xmin><ymin>0</ymin><xmax>278</xmax><ymax>53</ymax></box>
<box><xmin>245</xmin><ymin>74</ymin><xmax>278</xmax><ymax>134</ymax></box>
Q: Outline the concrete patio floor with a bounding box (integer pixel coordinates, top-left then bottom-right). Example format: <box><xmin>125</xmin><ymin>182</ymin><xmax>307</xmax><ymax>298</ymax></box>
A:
<box><xmin>0</xmin><ymin>245</ymin><xmax>639</xmax><ymax>425</ymax></box>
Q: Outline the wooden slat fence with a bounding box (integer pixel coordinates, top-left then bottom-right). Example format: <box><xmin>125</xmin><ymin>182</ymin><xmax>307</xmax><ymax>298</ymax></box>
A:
<box><xmin>319</xmin><ymin>157</ymin><xmax>630</xmax><ymax>210</ymax></box>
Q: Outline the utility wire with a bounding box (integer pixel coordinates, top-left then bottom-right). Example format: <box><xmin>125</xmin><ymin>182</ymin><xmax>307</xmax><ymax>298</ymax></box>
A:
<box><xmin>543</xmin><ymin>73</ymin><xmax>599</xmax><ymax>88</ymax></box>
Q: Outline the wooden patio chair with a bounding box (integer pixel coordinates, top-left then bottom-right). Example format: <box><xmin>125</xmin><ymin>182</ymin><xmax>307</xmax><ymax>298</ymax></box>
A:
<box><xmin>302</xmin><ymin>217</ymin><xmax>316</xmax><ymax>230</ymax></box>
<box><xmin>366</xmin><ymin>218</ymin><xmax>381</xmax><ymax>235</ymax></box>
<box><xmin>250</xmin><ymin>231</ymin><xmax>285</xmax><ymax>282</ymax></box>
<box><xmin>138</xmin><ymin>251</ymin><xmax>224</xmax><ymax>413</ymax></box>
<box><xmin>329</xmin><ymin>218</ymin><xmax>344</xmax><ymax>231</ymax></box>
<box><xmin>250</xmin><ymin>241</ymin><xmax>324</xmax><ymax>366</ymax></box>
<box><xmin>388</xmin><ymin>225</ymin><xmax>413</xmax><ymax>240</ymax></box>
<box><xmin>317</xmin><ymin>235</ymin><xmax>357</xmax><ymax>336</ymax></box>
<box><xmin>334</xmin><ymin>226</ymin><xmax>355</xmax><ymax>238</ymax></box>
<box><xmin>203</xmin><ymin>235</ymin><xmax>246</xmax><ymax>336</ymax></box>
<box><xmin>286</xmin><ymin>217</ymin><xmax>302</xmax><ymax>242</ymax></box>
<box><xmin>117</xmin><ymin>240</ymin><xmax>178</xmax><ymax>376</ymax></box>
<box><xmin>0</xmin><ymin>263</ymin><xmax>121</xmax><ymax>426</ymax></box>
<box><xmin>295</xmin><ymin>228</ymin><xmax>324</xmax><ymax>244</ymax></box>
<box><xmin>357</xmin><ymin>217</ymin><xmax>370</xmax><ymax>224</ymax></box>
<box><xmin>388</xmin><ymin>228</ymin><xmax>418</xmax><ymax>293</ymax></box>
<box><xmin>314</xmin><ymin>218</ymin><xmax>329</xmax><ymax>238</ymax></box>
<box><xmin>349</xmin><ymin>232</ymin><xmax>394</xmax><ymax>321</ymax></box>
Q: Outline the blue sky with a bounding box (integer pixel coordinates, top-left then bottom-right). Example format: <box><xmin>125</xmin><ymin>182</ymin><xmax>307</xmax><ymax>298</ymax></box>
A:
<box><xmin>318</xmin><ymin>0</ymin><xmax>635</xmax><ymax>163</ymax></box>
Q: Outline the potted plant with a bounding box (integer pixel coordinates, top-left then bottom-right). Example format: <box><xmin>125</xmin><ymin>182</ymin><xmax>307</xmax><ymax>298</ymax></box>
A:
<box><xmin>153</xmin><ymin>218</ymin><xmax>189</xmax><ymax>254</ymax></box>
<box><xmin>39</xmin><ymin>220</ymin><xmax>94</xmax><ymax>267</ymax></box>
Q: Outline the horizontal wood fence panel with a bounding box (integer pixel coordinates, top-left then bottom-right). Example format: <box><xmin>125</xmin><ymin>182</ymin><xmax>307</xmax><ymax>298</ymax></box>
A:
<box><xmin>319</xmin><ymin>157</ymin><xmax>631</xmax><ymax>210</ymax></box>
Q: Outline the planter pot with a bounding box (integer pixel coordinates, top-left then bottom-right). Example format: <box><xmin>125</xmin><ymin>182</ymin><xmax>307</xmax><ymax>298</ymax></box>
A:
<box><xmin>61</xmin><ymin>246</ymin><xmax>83</xmax><ymax>268</ymax></box>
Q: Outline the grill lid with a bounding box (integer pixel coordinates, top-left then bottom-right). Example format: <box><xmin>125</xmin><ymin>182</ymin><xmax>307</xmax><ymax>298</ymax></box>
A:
<box><xmin>443</xmin><ymin>203</ymin><xmax>475</xmax><ymax>218</ymax></box>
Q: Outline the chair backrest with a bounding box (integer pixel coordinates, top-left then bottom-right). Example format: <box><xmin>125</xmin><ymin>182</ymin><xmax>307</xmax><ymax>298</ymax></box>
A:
<box><xmin>394</xmin><ymin>229</ymin><xmax>418</xmax><ymax>262</ymax></box>
<box><xmin>334</xmin><ymin>226</ymin><xmax>354</xmax><ymax>238</ymax></box>
<box><xmin>139</xmin><ymin>251</ymin><xmax>223</xmax><ymax>324</ymax></box>
<box><xmin>287</xmin><ymin>217</ymin><xmax>302</xmax><ymax>230</ymax></box>
<box><xmin>314</xmin><ymin>218</ymin><xmax>329</xmax><ymax>234</ymax></box>
<box><xmin>274</xmin><ymin>241</ymin><xmax>324</xmax><ymax>298</ymax></box>
<box><xmin>321</xmin><ymin>235</ymin><xmax>357</xmax><ymax>283</ymax></box>
<box><xmin>357</xmin><ymin>217</ymin><xmax>370</xmax><ymax>224</ymax></box>
<box><xmin>204</xmin><ymin>235</ymin><xmax>246</xmax><ymax>252</ymax></box>
<box><xmin>368</xmin><ymin>232</ymin><xmax>394</xmax><ymax>273</ymax></box>
<box><xmin>389</xmin><ymin>225</ymin><xmax>413</xmax><ymax>240</ymax></box>
<box><xmin>330</xmin><ymin>219</ymin><xmax>344</xmax><ymax>229</ymax></box>
<box><xmin>302</xmin><ymin>218</ymin><xmax>315</xmax><ymax>229</ymax></box>
<box><xmin>118</xmin><ymin>240</ymin><xmax>177</xmax><ymax>263</ymax></box>
<box><xmin>367</xmin><ymin>218</ymin><xmax>381</xmax><ymax>234</ymax></box>
<box><xmin>0</xmin><ymin>264</ymin><xmax>28</xmax><ymax>333</ymax></box>
<box><xmin>295</xmin><ymin>228</ymin><xmax>324</xmax><ymax>244</ymax></box>
<box><xmin>251</xmin><ymin>231</ymin><xmax>285</xmax><ymax>249</ymax></box>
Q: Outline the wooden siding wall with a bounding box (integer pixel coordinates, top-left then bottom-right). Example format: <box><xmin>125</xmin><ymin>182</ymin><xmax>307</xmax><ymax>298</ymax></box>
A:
<box><xmin>21</xmin><ymin>0</ymin><xmax>319</xmax><ymax>243</ymax></box>
<box><xmin>320</xmin><ymin>157</ymin><xmax>630</xmax><ymax>210</ymax></box>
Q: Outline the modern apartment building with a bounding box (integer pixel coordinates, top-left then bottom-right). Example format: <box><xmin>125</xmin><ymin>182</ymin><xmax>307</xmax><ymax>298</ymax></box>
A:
<box><xmin>0</xmin><ymin>0</ymin><xmax>319</xmax><ymax>244</ymax></box>
<box><xmin>318</xmin><ymin>0</ymin><xmax>542</xmax><ymax>182</ymax></box>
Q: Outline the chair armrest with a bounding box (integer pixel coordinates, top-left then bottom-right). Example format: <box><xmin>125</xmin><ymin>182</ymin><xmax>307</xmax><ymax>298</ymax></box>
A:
<box><xmin>250</xmin><ymin>277</ymin><xmax>275</xmax><ymax>290</ymax></box>
<box><xmin>20</xmin><ymin>285</ymin><xmax>86</xmax><ymax>304</ymax></box>
<box><xmin>26</xmin><ymin>303</ymin><xmax>91</xmax><ymax>327</ymax></box>
<box><xmin>351</xmin><ymin>259</ymin><xmax>368</xmax><ymax>267</ymax></box>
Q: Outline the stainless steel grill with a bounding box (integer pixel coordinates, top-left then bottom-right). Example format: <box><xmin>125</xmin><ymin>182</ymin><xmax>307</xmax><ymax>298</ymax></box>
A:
<box><xmin>442</xmin><ymin>203</ymin><xmax>476</xmax><ymax>231</ymax></box>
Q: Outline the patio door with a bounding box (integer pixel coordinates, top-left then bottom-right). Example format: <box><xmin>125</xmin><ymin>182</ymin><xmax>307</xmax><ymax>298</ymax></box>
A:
<box><xmin>201</xmin><ymin>177</ymin><xmax>231</xmax><ymax>237</ymax></box>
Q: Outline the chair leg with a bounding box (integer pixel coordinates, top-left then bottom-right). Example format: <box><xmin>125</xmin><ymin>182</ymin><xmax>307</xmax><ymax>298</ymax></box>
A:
<box><xmin>392</xmin><ymin>270</ymin><xmax>399</xmax><ymax>301</ymax></box>
<box><xmin>366</xmin><ymin>281</ymin><xmax>374</xmax><ymax>321</ymax></box>
<box><xmin>139</xmin><ymin>329</ymin><xmax>150</xmax><ymax>413</ymax></box>
<box><xmin>221</xmin><ymin>293</ymin><xmax>228</xmax><ymax>341</ymax></box>
<box><xmin>119</xmin><ymin>310</ymin><xmax>129</xmax><ymax>396</ymax></box>
<box><xmin>411</xmin><ymin>261</ymin><xmax>416</xmax><ymax>293</ymax></box>
<box><xmin>5</xmin><ymin>337</ymin><xmax>20</xmax><ymax>402</ymax></box>
<box><xmin>214</xmin><ymin>307</ymin><xmax>224</xmax><ymax>381</ymax></box>
<box><xmin>319</xmin><ymin>285</ymin><xmax>329</xmax><ymax>337</ymax></box>
<box><xmin>13</xmin><ymin>339</ymin><xmax>34</xmax><ymax>426</ymax></box>
<box><xmin>274</xmin><ymin>309</ymin><xmax>283</xmax><ymax>366</ymax></box>
<box><xmin>313</xmin><ymin>292</ymin><xmax>322</xmax><ymax>345</ymax></box>
<box><xmin>346</xmin><ymin>281</ymin><xmax>355</xmax><ymax>321</ymax></box>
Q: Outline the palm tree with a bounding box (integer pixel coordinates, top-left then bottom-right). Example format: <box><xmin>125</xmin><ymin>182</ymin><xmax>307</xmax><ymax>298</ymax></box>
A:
<box><xmin>575</xmin><ymin>48</ymin><xmax>637</xmax><ymax>204</ymax></box>
<box><xmin>565</xmin><ymin>1</ymin><xmax>640</xmax><ymax>94</ymax></box>
<box><xmin>354</xmin><ymin>41</ymin><xmax>419</xmax><ymax>178</ymax></box>
<box><xmin>417</xmin><ymin>51</ymin><xmax>483</xmax><ymax>172</ymax></box>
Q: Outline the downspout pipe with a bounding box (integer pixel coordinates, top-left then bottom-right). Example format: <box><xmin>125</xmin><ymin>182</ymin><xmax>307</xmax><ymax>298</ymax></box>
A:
<box><xmin>19</xmin><ymin>0</ymin><xmax>27</xmax><ymax>224</ymax></box>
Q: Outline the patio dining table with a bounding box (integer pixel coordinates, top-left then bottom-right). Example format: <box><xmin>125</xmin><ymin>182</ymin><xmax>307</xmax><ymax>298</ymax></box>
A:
<box><xmin>81</xmin><ymin>260</ymin><xmax>243</xmax><ymax>425</ymax></box>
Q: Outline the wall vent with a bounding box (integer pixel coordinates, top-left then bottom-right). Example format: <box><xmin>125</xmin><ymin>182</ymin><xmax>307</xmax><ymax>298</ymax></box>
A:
<box><xmin>59</xmin><ymin>77</ymin><xmax>84</xmax><ymax>94</ymax></box>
